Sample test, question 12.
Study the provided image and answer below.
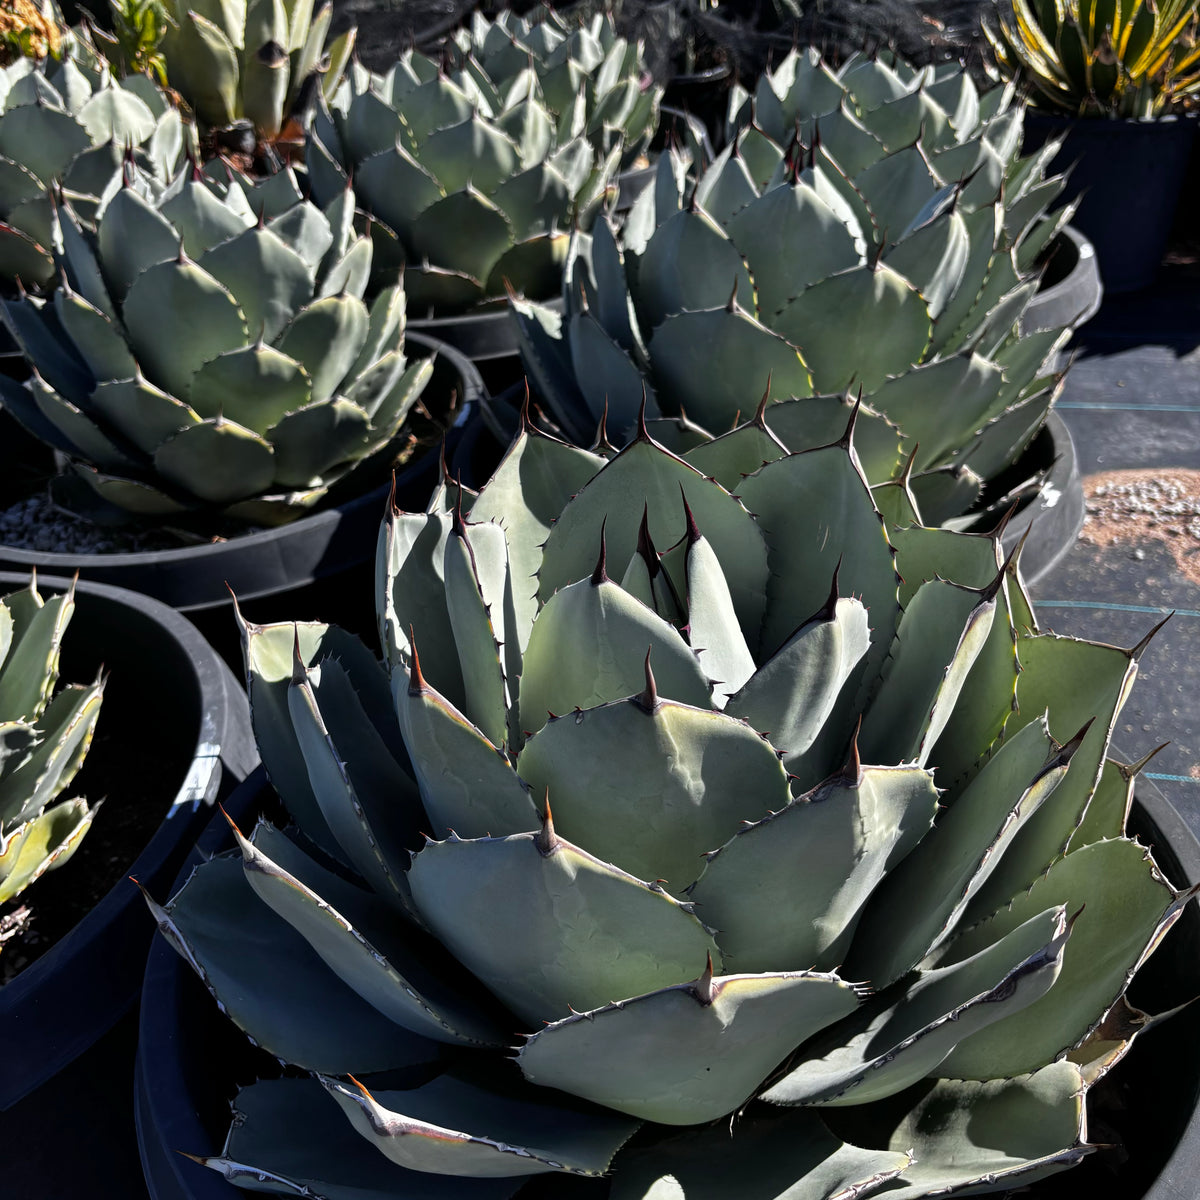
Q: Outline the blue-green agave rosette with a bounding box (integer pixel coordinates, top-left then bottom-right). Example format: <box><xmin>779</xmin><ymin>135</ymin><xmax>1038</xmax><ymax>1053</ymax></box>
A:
<box><xmin>145</xmin><ymin>412</ymin><xmax>1191</xmax><ymax>1198</ymax></box>
<box><xmin>512</xmin><ymin>50</ymin><xmax>1079</xmax><ymax>529</ymax></box>
<box><xmin>0</xmin><ymin>164</ymin><xmax>432</xmax><ymax>525</ymax></box>
<box><xmin>0</xmin><ymin>39</ymin><xmax>183</xmax><ymax>289</ymax></box>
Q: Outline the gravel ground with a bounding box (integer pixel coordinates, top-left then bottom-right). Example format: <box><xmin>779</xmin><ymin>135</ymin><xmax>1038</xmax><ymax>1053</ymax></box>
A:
<box><xmin>1080</xmin><ymin>468</ymin><xmax>1200</xmax><ymax>585</ymax></box>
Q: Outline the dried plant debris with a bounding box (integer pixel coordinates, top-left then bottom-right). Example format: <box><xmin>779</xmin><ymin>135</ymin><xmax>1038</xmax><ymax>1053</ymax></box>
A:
<box><xmin>1081</xmin><ymin>469</ymin><xmax>1200</xmax><ymax>583</ymax></box>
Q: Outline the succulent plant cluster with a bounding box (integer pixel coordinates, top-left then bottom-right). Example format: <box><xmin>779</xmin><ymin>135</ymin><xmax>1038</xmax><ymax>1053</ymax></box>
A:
<box><xmin>0</xmin><ymin>165</ymin><xmax>433</xmax><ymax>525</ymax></box>
<box><xmin>305</xmin><ymin>43</ymin><xmax>625</xmax><ymax>315</ymax></box>
<box><xmin>447</xmin><ymin>4</ymin><xmax>662</xmax><ymax>167</ymax></box>
<box><xmin>159</xmin><ymin>0</ymin><xmax>355</xmax><ymax>138</ymax></box>
<box><xmin>147</xmin><ymin>416</ymin><xmax>1186</xmax><ymax>1197</ymax></box>
<box><xmin>512</xmin><ymin>50</ymin><xmax>1076</xmax><ymax>527</ymax></box>
<box><xmin>0</xmin><ymin>41</ymin><xmax>183</xmax><ymax>288</ymax></box>
<box><xmin>0</xmin><ymin>576</ymin><xmax>102</xmax><ymax>906</ymax></box>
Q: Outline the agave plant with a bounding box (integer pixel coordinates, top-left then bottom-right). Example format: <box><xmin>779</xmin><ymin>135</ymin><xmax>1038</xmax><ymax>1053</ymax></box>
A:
<box><xmin>305</xmin><ymin>45</ymin><xmax>623</xmax><ymax>315</ymax></box>
<box><xmin>159</xmin><ymin>0</ymin><xmax>355</xmax><ymax>138</ymax></box>
<box><xmin>986</xmin><ymin>0</ymin><xmax>1200</xmax><ymax>117</ymax></box>
<box><xmin>512</xmin><ymin>50</ymin><xmax>1076</xmax><ymax>527</ymax></box>
<box><xmin>446</xmin><ymin>3</ymin><xmax>661</xmax><ymax>168</ymax></box>
<box><xmin>0</xmin><ymin>38</ymin><xmax>183</xmax><ymax>289</ymax></box>
<box><xmin>0</xmin><ymin>576</ymin><xmax>103</xmax><ymax>907</ymax></box>
<box><xmin>145</xmin><ymin>415</ymin><xmax>1190</xmax><ymax>1197</ymax></box>
<box><xmin>0</xmin><ymin>165</ymin><xmax>433</xmax><ymax>525</ymax></box>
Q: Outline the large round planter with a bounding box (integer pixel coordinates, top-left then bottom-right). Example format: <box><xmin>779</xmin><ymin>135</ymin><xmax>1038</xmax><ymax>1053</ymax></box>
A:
<box><xmin>1021</xmin><ymin>226</ymin><xmax>1104</xmax><ymax>336</ymax></box>
<box><xmin>996</xmin><ymin>410</ymin><xmax>1086</xmax><ymax>586</ymax></box>
<box><xmin>1022</xmin><ymin>111</ymin><xmax>1196</xmax><ymax>294</ymax></box>
<box><xmin>0</xmin><ymin>572</ymin><xmax>256</xmax><ymax>1112</ymax></box>
<box><xmin>0</xmin><ymin>333</ymin><xmax>483</xmax><ymax>615</ymax></box>
<box><xmin>135</xmin><ymin>760</ymin><xmax>1200</xmax><ymax>1200</ymax></box>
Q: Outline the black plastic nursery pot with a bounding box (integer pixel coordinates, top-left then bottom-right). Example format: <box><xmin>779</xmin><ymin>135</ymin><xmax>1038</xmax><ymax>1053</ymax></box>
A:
<box><xmin>134</xmin><ymin>763</ymin><xmax>1200</xmax><ymax>1200</ymax></box>
<box><xmin>0</xmin><ymin>572</ymin><xmax>257</xmax><ymax>1112</ymax></box>
<box><xmin>1021</xmin><ymin>226</ymin><xmax>1104</xmax><ymax>337</ymax></box>
<box><xmin>0</xmin><ymin>333</ymin><xmax>483</xmax><ymax>618</ymax></box>
<box><xmin>995</xmin><ymin>410</ymin><xmax>1086</xmax><ymax>586</ymax></box>
<box><xmin>1022</xmin><ymin>111</ymin><xmax>1197</xmax><ymax>295</ymax></box>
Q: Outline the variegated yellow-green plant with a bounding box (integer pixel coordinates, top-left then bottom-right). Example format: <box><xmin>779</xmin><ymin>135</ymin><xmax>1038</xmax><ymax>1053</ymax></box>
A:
<box><xmin>145</xmin><ymin>412</ymin><xmax>1191</xmax><ymax>1198</ymax></box>
<box><xmin>986</xmin><ymin>0</ymin><xmax>1200</xmax><ymax>116</ymax></box>
<box><xmin>0</xmin><ymin>576</ymin><xmax>103</xmax><ymax>908</ymax></box>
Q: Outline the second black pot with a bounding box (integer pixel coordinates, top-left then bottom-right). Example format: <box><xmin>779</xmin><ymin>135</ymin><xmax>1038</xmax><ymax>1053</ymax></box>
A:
<box><xmin>1023</xmin><ymin>111</ymin><xmax>1196</xmax><ymax>294</ymax></box>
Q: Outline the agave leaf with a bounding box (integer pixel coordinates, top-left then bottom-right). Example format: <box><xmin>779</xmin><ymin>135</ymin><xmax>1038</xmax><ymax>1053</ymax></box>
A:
<box><xmin>680</xmin><ymin>421</ymin><xmax>788</xmax><ymax>491</ymax></box>
<box><xmin>960</xmin><ymin>631</ymin><xmax>1140</xmax><ymax>921</ymax></box>
<box><xmin>409</xmin><ymin>825</ymin><xmax>723</xmax><ymax>1025</ymax></box>
<box><xmin>0</xmin><ymin>103</ymin><xmax>92</xmax><ymax>187</ymax></box>
<box><xmin>518</xmin><ymin>694</ymin><xmax>792</xmax><ymax>896</ymax></box>
<box><xmin>859</xmin><ymin>577</ymin><xmax>998</xmax><ymax>767</ymax></box>
<box><xmin>827</xmin><ymin>1062</ymin><xmax>1090</xmax><ymax>1195</ymax></box>
<box><xmin>519</xmin><ymin>574</ymin><xmax>712</xmax><ymax>740</ymax></box>
<box><xmin>89</xmin><ymin>376</ymin><xmax>202</xmax><ymax>456</ymax></box>
<box><xmin>206</xmin><ymin>1077</ymin><xmax>525</xmax><ymax>1198</ymax></box>
<box><xmin>321</xmin><ymin>1071</ymin><xmax>640</xmax><ymax>1180</ymax></box>
<box><xmin>143</xmin><ymin>852</ymin><xmax>442</xmax><ymax>1072</ymax></box>
<box><xmin>648</xmin><ymin>309</ymin><xmax>813</xmax><ymax>430</ymax></box>
<box><xmin>190</xmin><ymin>344</ymin><xmax>312</xmax><ymax>432</ymax></box>
<box><xmin>267</xmin><ymin>397</ymin><xmax>371</xmax><ymax>487</ymax></box>
<box><xmin>725</xmin><ymin>181</ymin><xmax>865</xmax><ymax>316</ymax></box>
<box><xmin>537</xmin><ymin>439</ymin><xmax>769</xmax><ymax>653</ymax></box>
<box><xmin>442</xmin><ymin>518</ymin><xmax>511</xmax><ymax>749</ymax></box>
<box><xmin>610</xmin><ymin>1107</ymin><xmax>911</xmax><ymax>1200</ymax></box>
<box><xmin>930</xmin><ymin>837</ymin><xmax>1181</xmax><ymax>1078</ymax></box>
<box><xmin>468</xmin><ymin>429</ymin><xmax>607</xmax><ymax>647</ymax></box>
<box><xmin>0</xmin><ymin>682</ymin><xmax>104</xmax><ymax>828</ymax></box>
<box><xmin>198</xmin><ymin>225</ymin><xmax>315</xmax><ymax>343</ymax></box>
<box><xmin>690</xmin><ymin>762</ymin><xmax>937</xmax><ymax>974</ymax></box>
<box><xmin>276</xmin><ymin>293</ymin><xmax>369</xmax><ymax>404</ymax></box>
<box><xmin>518</xmin><ymin>969</ymin><xmax>860</xmax><ymax>1124</ymax></box>
<box><xmin>52</xmin><ymin>288</ymin><xmax>136</xmax><ymax>381</ymax></box>
<box><xmin>241</xmin><ymin>0</ymin><xmax>291</xmax><ymax>136</ymax></box>
<box><xmin>153</xmin><ymin>417</ymin><xmax>275</xmax><ymax>504</ymax></box>
<box><xmin>0</xmin><ymin>797</ymin><xmax>95</xmax><ymax>905</ymax></box>
<box><xmin>632</xmin><ymin>208</ymin><xmax>756</xmax><ymax>330</ymax></box>
<box><xmin>883</xmin><ymin>208</ymin><xmax>969</xmax><ymax>319</ymax></box>
<box><xmin>76</xmin><ymin>88</ymin><xmax>157</xmax><ymax>146</ymax></box>
<box><xmin>171</xmin><ymin>11</ymin><xmax>241</xmax><ymax>128</ymax></box>
<box><xmin>771</xmin><ymin>264</ymin><xmax>931</xmax><ymax>394</ymax></box>
<box><xmin>234</xmin><ymin>820</ymin><xmax>506</xmax><ymax>1046</ymax></box>
<box><xmin>393</xmin><ymin>659</ymin><xmax>537</xmax><ymax>840</ymax></box>
<box><xmin>725</xmin><ymin>596</ymin><xmax>870</xmax><ymax>768</ymax></box>
<box><xmin>158</xmin><ymin>180</ymin><xmax>255</xmax><ymax>257</ymax></box>
<box><xmin>846</xmin><ymin>718</ymin><xmax>1062</xmax><ymax>987</ymax></box>
<box><xmin>764</xmin><ymin>906</ymin><xmax>1069</xmax><ymax>1106</ymax></box>
<box><xmin>408</xmin><ymin>189</ymin><xmax>513</xmax><ymax>287</ymax></box>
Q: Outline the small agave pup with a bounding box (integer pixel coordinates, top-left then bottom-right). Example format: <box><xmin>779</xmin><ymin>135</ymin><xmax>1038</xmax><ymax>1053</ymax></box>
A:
<box><xmin>512</xmin><ymin>50</ymin><xmax>1078</xmax><ymax>528</ymax></box>
<box><xmin>0</xmin><ymin>575</ymin><xmax>103</xmax><ymax>911</ymax></box>
<box><xmin>305</xmin><ymin>42</ymin><xmax>625</xmax><ymax>314</ymax></box>
<box><xmin>146</xmin><ymin>411</ymin><xmax>1193</xmax><ymax>1197</ymax></box>
<box><xmin>0</xmin><ymin>164</ymin><xmax>434</xmax><ymax>526</ymax></box>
